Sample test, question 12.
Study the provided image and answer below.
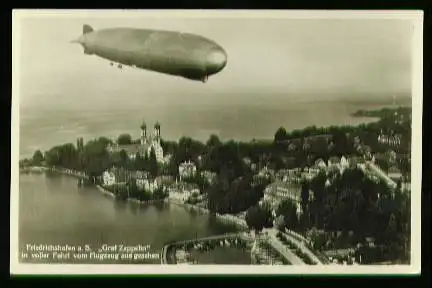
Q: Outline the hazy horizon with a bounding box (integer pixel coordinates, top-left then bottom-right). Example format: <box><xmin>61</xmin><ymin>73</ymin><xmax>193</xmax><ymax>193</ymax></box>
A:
<box><xmin>17</xmin><ymin>13</ymin><xmax>413</xmax><ymax>110</ymax></box>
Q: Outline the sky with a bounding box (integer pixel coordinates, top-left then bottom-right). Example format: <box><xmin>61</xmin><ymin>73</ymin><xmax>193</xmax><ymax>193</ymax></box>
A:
<box><xmin>15</xmin><ymin>11</ymin><xmax>414</xmax><ymax>110</ymax></box>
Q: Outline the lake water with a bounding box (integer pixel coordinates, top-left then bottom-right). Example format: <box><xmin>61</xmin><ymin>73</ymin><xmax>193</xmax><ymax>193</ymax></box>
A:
<box><xmin>18</xmin><ymin>173</ymin><xmax>247</xmax><ymax>264</ymax></box>
<box><xmin>18</xmin><ymin>100</ymin><xmax>397</xmax><ymax>159</ymax></box>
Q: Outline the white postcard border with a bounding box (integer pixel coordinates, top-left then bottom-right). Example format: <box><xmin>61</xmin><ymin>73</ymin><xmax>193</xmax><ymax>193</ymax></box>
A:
<box><xmin>10</xmin><ymin>9</ymin><xmax>424</xmax><ymax>275</ymax></box>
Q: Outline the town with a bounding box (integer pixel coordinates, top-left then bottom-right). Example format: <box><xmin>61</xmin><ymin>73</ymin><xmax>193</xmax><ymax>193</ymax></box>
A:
<box><xmin>20</xmin><ymin>106</ymin><xmax>412</xmax><ymax>265</ymax></box>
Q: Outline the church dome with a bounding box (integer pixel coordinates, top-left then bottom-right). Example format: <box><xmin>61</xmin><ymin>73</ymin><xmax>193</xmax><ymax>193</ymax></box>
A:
<box><xmin>154</xmin><ymin>122</ymin><xmax>161</xmax><ymax>129</ymax></box>
<box><xmin>140</xmin><ymin>121</ymin><xmax>147</xmax><ymax>130</ymax></box>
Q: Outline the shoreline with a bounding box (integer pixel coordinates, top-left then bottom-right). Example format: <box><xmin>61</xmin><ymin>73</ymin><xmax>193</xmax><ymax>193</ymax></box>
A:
<box><xmin>168</xmin><ymin>199</ymin><xmax>248</xmax><ymax>229</ymax></box>
<box><xmin>95</xmin><ymin>184</ymin><xmax>167</xmax><ymax>205</ymax></box>
<box><xmin>19</xmin><ymin>166</ymin><xmax>88</xmax><ymax>179</ymax></box>
<box><xmin>20</xmin><ymin>167</ymin><xmax>248</xmax><ymax>229</ymax></box>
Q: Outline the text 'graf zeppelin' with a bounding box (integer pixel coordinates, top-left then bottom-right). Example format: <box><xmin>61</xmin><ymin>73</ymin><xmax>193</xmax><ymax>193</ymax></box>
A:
<box><xmin>21</xmin><ymin>244</ymin><xmax>160</xmax><ymax>262</ymax></box>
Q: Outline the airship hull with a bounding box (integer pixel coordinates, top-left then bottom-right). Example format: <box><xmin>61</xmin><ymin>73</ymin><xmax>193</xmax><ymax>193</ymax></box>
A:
<box><xmin>74</xmin><ymin>26</ymin><xmax>227</xmax><ymax>82</ymax></box>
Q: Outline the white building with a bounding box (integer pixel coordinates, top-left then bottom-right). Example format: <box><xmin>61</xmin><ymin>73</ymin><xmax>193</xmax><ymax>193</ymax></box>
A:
<box><xmin>179</xmin><ymin>160</ymin><xmax>197</xmax><ymax>180</ymax></box>
<box><xmin>131</xmin><ymin>170</ymin><xmax>163</xmax><ymax>193</ymax></box>
<box><xmin>102</xmin><ymin>167</ymin><xmax>131</xmax><ymax>186</ymax></box>
<box><xmin>103</xmin><ymin>170</ymin><xmax>116</xmax><ymax>186</ymax></box>
<box><xmin>169</xmin><ymin>184</ymin><xmax>198</xmax><ymax>203</ymax></box>
<box><xmin>315</xmin><ymin>158</ymin><xmax>327</xmax><ymax>170</ymax></box>
<box><xmin>200</xmin><ymin>170</ymin><xmax>217</xmax><ymax>184</ymax></box>
<box><xmin>261</xmin><ymin>181</ymin><xmax>302</xmax><ymax>211</ymax></box>
<box><xmin>142</xmin><ymin>179</ymin><xmax>159</xmax><ymax>193</ymax></box>
<box><xmin>378</xmin><ymin>132</ymin><xmax>401</xmax><ymax>147</ymax></box>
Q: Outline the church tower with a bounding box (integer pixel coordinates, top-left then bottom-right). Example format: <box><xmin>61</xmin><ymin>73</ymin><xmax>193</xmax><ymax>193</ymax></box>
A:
<box><xmin>154</xmin><ymin>122</ymin><xmax>161</xmax><ymax>143</ymax></box>
<box><xmin>140</xmin><ymin>121</ymin><xmax>147</xmax><ymax>145</ymax></box>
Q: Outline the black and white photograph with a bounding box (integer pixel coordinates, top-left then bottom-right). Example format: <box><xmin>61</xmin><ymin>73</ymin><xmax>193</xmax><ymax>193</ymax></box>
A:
<box><xmin>10</xmin><ymin>10</ymin><xmax>423</xmax><ymax>275</ymax></box>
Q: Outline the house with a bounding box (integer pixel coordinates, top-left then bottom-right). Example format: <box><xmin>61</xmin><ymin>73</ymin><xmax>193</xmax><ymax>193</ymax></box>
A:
<box><xmin>388</xmin><ymin>166</ymin><xmax>402</xmax><ymax>182</ymax></box>
<box><xmin>143</xmin><ymin>179</ymin><xmax>159</xmax><ymax>193</ymax></box>
<box><xmin>340</xmin><ymin>156</ymin><xmax>349</xmax><ymax>168</ymax></box>
<box><xmin>242</xmin><ymin>157</ymin><xmax>252</xmax><ymax>166</ymax></box>
<box><xmin>169</xmin><ymin>183</ymin><xmax>200</xmax><ymax>202</ymax></box>
<box><xmin>315</xmin><ymin>158</ymin><xmax>327</xmax><ymax>169</ymax></box>
<box><xmin>377</xmin><ymin>132</ymin><xmax>402</xmax><ymax>147</ymax></box>
<box><xmin>200</xmin><ymin>170</ymin><xmax>217</xmax><ymax>184</ymax></box>
<box><xmin>262</xmin><ymin>181</ymin><xmax>302</xmax><ymax>209</ymax></box>
<box><xmin>156</xmin><ymin>175</ymin><xmax>174</xmax><ymax>186</ymax></box>
<box><xmin>133</xmin><ymin>170</ymin><xmax>150</xmax><ymax>189</ymax></box>
<box><xmin>301</xmin><ymin>167</ymin><xmax>320</xmax><ymax>181</ymax></box>
<box><xmin>102</xmin><ymin>167</ymin><xmax>131</xmax><ymax>186</ymax></box>
<box><xmin>285</xmin><ymin>138</ymin><xmax>302</xmax><ymax>151</ymax></box>
<box><xmin>287</xmin><ymin>142</ymin><xmax>297</xmax><ymax>152</ymax></box>
<box><xmin>348</xmin><ymin>156</ymin><xmax>363</xmax><ymax>166</ymax></box>
<box><xmin>106</xmin><ymin>121</ymin><xmax>164</xmax><ymax>163</ymax></box>
<box><xmin>179</xmin><ymin>160</ymin><xmax>197</xmax><ymax>180</ymax></box>
<box><xmin>163</xmin><ymin>154</ymin><xmax>172</xmax><ymax>164</ymax></box>
<box><xmin>328</xmin><ymin>156</ymin><xmax>340</xmax><ymax>167</ymax></box>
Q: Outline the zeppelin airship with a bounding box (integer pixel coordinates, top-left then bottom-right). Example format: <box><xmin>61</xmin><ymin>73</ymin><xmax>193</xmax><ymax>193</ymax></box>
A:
<box><xmin>72</xmin><ymin>24</ymin><xmax>228</xmax><ymax>82</ymax></box>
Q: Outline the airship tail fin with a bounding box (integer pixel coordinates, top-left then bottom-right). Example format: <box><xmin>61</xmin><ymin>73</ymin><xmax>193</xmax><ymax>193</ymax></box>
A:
<box><xmin>83</xmin><ymin>24</ymin><xmax>94</xmax><ymax>35</ymax></box>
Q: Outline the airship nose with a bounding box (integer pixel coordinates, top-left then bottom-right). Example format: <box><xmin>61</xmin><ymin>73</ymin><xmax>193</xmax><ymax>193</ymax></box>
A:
<box><xmin>205</xmin><ymin>47</ymin><xmax>227</xmax><ymax>75</ymax></box>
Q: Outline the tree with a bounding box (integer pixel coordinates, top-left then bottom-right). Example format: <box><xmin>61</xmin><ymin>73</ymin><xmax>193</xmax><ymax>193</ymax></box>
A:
<box><xmin>97</xmin><ymin>137</ymin><xmax>112</xmax><ymax>147</ymax></box>
<box><xmin>117</xmin><ymin>134</ymin><xmax>132</xmax><ymax>145</ymax></box>
<box><xmin>127</xmin><ymin>179</ymin><xmax>139</xmax><ymax>199</ymax></box>
<box><xmin>149</xmin><ymin>148</ymin><xmax>158</xmax><ymax>177</ymax></box>
<box><xmin>276</xmin><ymin>199</ymin><xmax>298</xmax><ymax>230</ymax></box>
<box><xmin>245</xmin><ymin>205</ymin><xmax>267</xmax><ymax>233</ymax></box>
<box><xmin>119</xmin><ymin>150</ymin><xmax>129</xmax><ymax>167</ymax></box>
<box><xmin>274</xmin><ymin>127</ymin><xmax>288</xmax><ymax>143</ymax></box>
<box><xmin>152</xmin><ymin>186</ymin><xmax>167</xmax><ymax>200</ymax></box>
<box><xmin>32</xmin><ymin>150</ymin><xmax>44</xmax><ymax>166</ymax></box>
<box><xmin>206</xmin><ymin>134</ymin><xmax>222</xmax><ymax>149</ymax></box>
<box><xmin>396</xmin><ymin>178</ymin><xmax>402</xmax><ymax>191</ymax></box>
<box><xmin>301</xmin><ymin>180</ymin><xmax>310</xmax><ymax>212</ymax></box>
<box><xmin>306</xmin><ymin>227</ymin><xmax>327</xmax><ymax>250</ymax></box>
<box><xmin>207</xmin><ymin>179</ymin><xmax>226</xmax><ymax>213</ymax></box>
<box><xmin>110</xmin><ymin>151</ymin><xmax>128</xmax><ymax>168</ymax></box>
<box><xmin>275</xmin><ymin>215</ymin><xmax>286</xmax><ymax>231</ymax></box>
<box><xmin>385</xmin><ymin>213</ymin><xmax>398</xmax><ymax>244</ymax></box>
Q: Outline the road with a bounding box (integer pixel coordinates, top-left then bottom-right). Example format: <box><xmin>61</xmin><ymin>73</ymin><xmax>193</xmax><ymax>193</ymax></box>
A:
<box><xmin>366</xmin><ymin>161</ymin><xmax>397</xmax><ymax>188</ymax></box>
<box><xmin>282</xmin><ymin>230</ymin><xmax>325</xmax><ymax>264</ymax></box>
<box><xmin>265</xmin><ymin>228</ymin><xmax>326</xmax><ymax>264</ymax></box>
<box><xmin>263</xmin><ymin>231</ymin><xmax>305</xmax><ymax>265</ymax></box>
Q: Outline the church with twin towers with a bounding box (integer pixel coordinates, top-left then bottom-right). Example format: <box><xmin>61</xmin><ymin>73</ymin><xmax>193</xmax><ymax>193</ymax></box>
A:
<box><xmin>107</xmin><ymin>121</ymin><xmax>164</xmax><ymax>163</ymax></box>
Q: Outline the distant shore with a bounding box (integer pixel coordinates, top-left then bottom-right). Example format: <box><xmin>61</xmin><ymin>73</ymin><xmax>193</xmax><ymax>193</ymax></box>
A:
<box><xmin>351</xmin><ymin>106</ymin><xmax>411</xmax><ymax>118</ymax></box>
